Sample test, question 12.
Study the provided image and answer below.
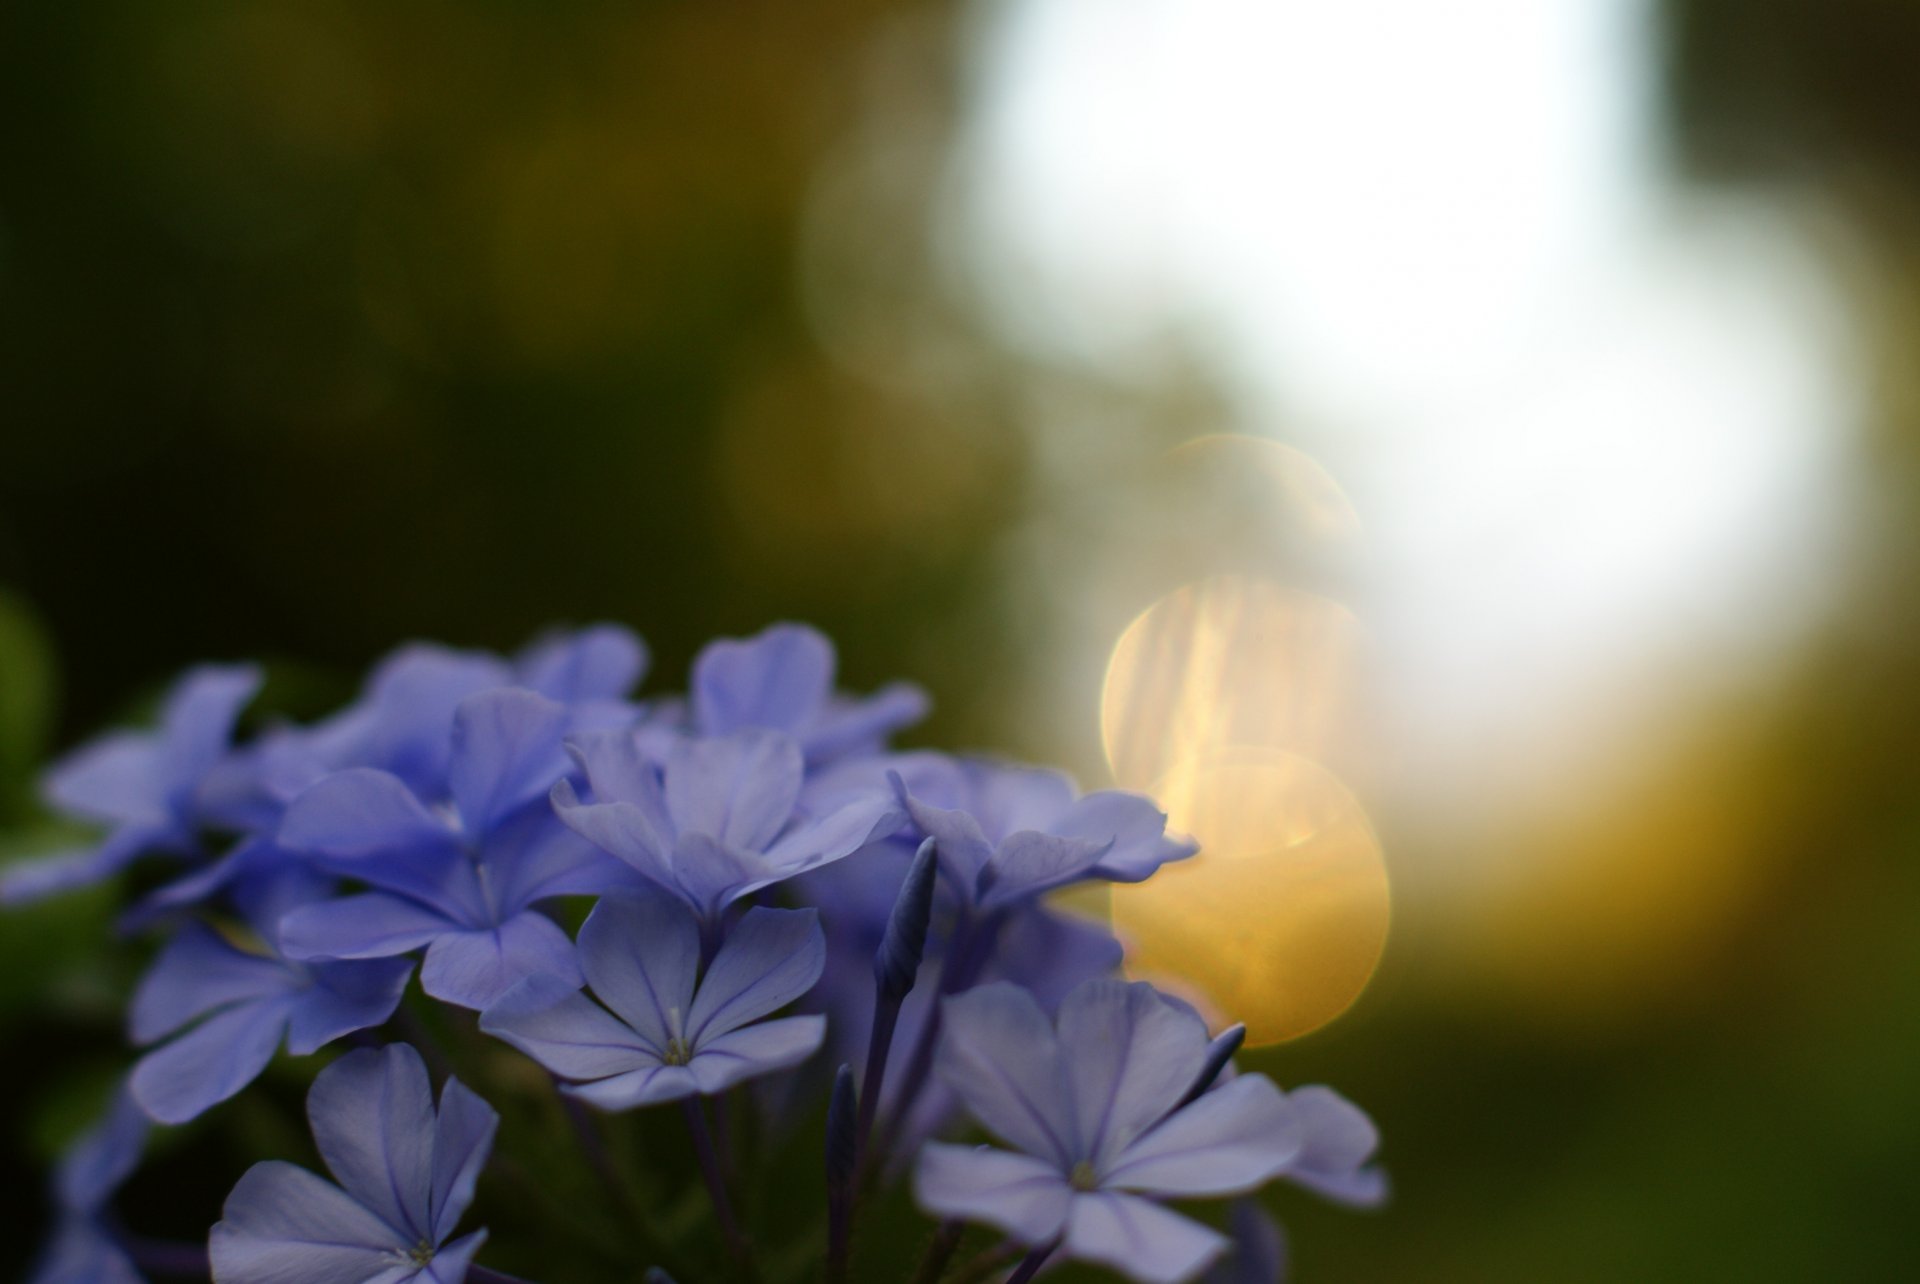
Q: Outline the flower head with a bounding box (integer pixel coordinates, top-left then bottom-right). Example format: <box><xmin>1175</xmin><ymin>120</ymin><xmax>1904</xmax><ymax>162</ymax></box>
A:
<box><xmin>915</xmin><ymin>979</ymin><xmax>1303</xmax><ymax>1284</ymax></box>
<box><xmin>552</xmin><ymin>726</ymin><xmax>899</xmax><ymax>925</ymax></box>
<box><xmin>2</xmin><ymin>664</ymin><xmax>259</xmax><ymax>905</ymax></box>
<box><xmin>480</xmin><ymin>886</ymin><xmax>827</xmax><ymax>1109</ymax></box>
<box><xmin>277</xmin><ymin>688</ymin><xmax>622</xmax><ymax>1009</ymax></box>
<box><xmin>210</xmin><ymin>1042</ymin><xmax>498</xmax><ymax>1284</ymax></box>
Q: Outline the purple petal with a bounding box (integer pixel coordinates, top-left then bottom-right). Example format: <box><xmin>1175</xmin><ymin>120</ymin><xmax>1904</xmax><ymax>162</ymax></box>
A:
<box><xmin>669</xmin><ymin>831</ymin><xmax>770</xmax><ymax>920</ymax></box>
<box><xmin>131</xmin><ymin>998</ymin><xmax>292</xmax><ymax>1124</ymax></box>
<box><xmin>157</xmin><ymin>664</ymin><xmax>262</xmax><ymax>796</ymax></box>
<box><xmin>479</xmin><ymin>973</ymin><xmax>656</xmax><ymax>1081</ymax></box>
<box><xmin>1064</xmin><ymin>1191</ymin><xmax>1228</xmax><ymax>1284</ymax></box>
<box><xmin>1204</xmin><ymin>1200</ymin><xmax>1287</xmax><ymax>1284</ymax></box>
<box><xmin>419</xmin><ymin>913</ymin><xmax>583</xmax><ymax>1011</ymax></box>
<box><xmin>662</xmin><ymin>731</ymin><xmax>803</xmax><ymax>851</ymax></box>
<box><xmin>420</xmin><ymin>1228</ymin><xmax>489</xmax><ymax>1284</ymax></box>
<box><xmin>41</xmin><ymin>733</ymin><xmax>164</xmax><ymax>828</ymax></box>
<box><xmin>688</xmin><ymin>1015</ymin><xmax>826</xmax><ymax>1093</ymax></box>
<box><xmin>518</xmin><ymin>624</ymin><xmax>648</xmax><ymax>703</ymax></box>
<box><xmin>123</xmin><ymin>837</ymin><xmax>280</xmax><ymax>930</ymax></box>
<box><xmin>688</xmin><ymin>907</ymin><xmax>824</xmax><ymax>1041</ymax></box>
<box><xmin>285</xmin><ymin>957</ymin><xmax>415</xmax><ymax>1054</ymax></box>
<box><xmin>762</xmin><ymin>792</ymin><xmax>903</xmax><ymax>877</ymax></box>
<box><xmin>912</xmin><ymin>1143</ymin><xmax>1072</xmax><ymax>1246</ymax></box>
<box><xmin>342</xmin><ymin>644</ymin><xmax>514</xmax><ymax>791</ymax></box>
<box><xmin>563</xmin><ymin>1064</ymin><xmax>698</xmax><ymax>1110</ymax></box>
<box><xmin>897</xmin><ymin>788</ymin><xmax>996</xmax><ymax>891</ymax></box>
<box><xmin>54</xmin><ymin>1085</ymin><xmax>148</xmax><ymax>1215</ymax></box>
<box><xmin>280</xmin><ymin>893</ymin><xmax>452</xmax><ymax>963</ymax></box>
<box><xmin>801</xmin><ymin>682</ymin><xmax>931</xmax><ymax>762</ymax></box>
<box><xmin>0</xmin><ymin>827</ymin><xmax>158</xmax><ymax>906</ymax></box>
<box><xmin>566</xmin><ymin>729</ymin><xmax>668</xmax><ymax>816</ymax></box>
<box><xmin>306</xmin><ymin>1045</ymin><xmax>436</xmax><ymax>1240</ymax></box>
<box><xmin>280</xmin><ymin>769</ymin><xmax>457</xmax><ymax>861</ymax></box>
<box><xmin>211</xmin><ymin>1160</ymin><xmax>408</xmax><ymax>1280</ymax></box>
<box><xmin>1104</xmin><ymin>1074</ymin><xmax>1302</xmax><ymax>1197</ymax></box>
<box><xmin>1056</xmin><ymin>980</ymin><xmax>1209</xmax><ymax>1171</ymax></box>
<box><xmin>551</xmin><ymin>781</ymin><xmax>673</xmax><ymax>883</ymax></box>
<box><xmin>449</xmin><ymin>689</ymin><xmax>569</xmax><ymax>837</ymax></box>
<box><xmin>986</xmin><ymin>905</ymin><xmax>1124</xmax><ymax>1009</ymax></box>
<box><xmin>691</xmin><ymin>623</ymin><xmax>834</xmax><ymax>737</ymax></box>
<box><xmin>1282</xmin><ymin>1085</ymin><xmax>1388</xmax><ymax>1208</ymax></box>
<box><xmin>976</xmin><ymin>831</ymin><xmax>1111</xmax><ymax>909</ymax></box>
<box><xmin>936</xmin><ymin>983</ymin><xmax>1076</xmax><ymax>1169</ymax></box>
<box><xmin>1053</xmin><ymin>790</ymin><xmax>1197</xmax><ymax>883</ymax></box>
<box><xmin>961</xmin><ymin>761</ymin><xmax>1077</xmax><ymax>842</ymax></box>
<box><xmin>577</xmin><ymin>889</ymin><xmax>699</xmax><ymax>1051</ymax></box>
<box><xmin>129</xmin><ymin>924</ymin><xmax>295</xmax><ymax>1045</ymax></box>
<box><xmin>428</xmin><ymin>1079</ymin><xmax>499</xmax><ymax>1244</ymax></box>
<box><xmin>486</xmin><ymin>810</ymin><xmax>618</xmax><ymax>906</ymax></box>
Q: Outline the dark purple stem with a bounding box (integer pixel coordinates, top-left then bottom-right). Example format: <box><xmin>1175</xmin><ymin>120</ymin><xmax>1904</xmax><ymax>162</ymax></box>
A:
<box><xmin>1005</xmin><ymin>1242</ymin><xmax>1057</xmax><ymax>1284</ymax></box>
<box><xmin>683</xmin><ymin>1096</ymin><xmax>754</xmax><ymax>1276</ymax></box>
<box><xmin>875</xmin><ymin>910</ymin><xmax>1003</xmax><ymax>1158</ymax></box>
<box><xmin>123</xmin><ymin>1236</ymin><xmax>210</xmax><ymax>1277</ymax></box>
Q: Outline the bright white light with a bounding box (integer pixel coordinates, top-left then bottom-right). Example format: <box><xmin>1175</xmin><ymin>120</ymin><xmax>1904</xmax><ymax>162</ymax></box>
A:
<box><xmin>956</xmin><ymin>0</ymin><xmax>1863</xmax><ymax>814</ymax></box>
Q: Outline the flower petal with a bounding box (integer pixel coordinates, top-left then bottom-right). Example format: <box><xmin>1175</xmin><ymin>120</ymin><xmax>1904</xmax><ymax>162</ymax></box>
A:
<box><xmin>158</xmin><ymin>664</ymin><xmax>262</xmax><ymax>795</ymax></box>
<box><xmin>54</xmin><ymin>1085</ymin><xmax>148</xmax><ymax>1215</ymax></box>
<box><xmin>801</xmin><ymin>682</ymin><xmax>930</xmax><ymax>762</ymax></box>
<box><xmin>551</xmin><ymin>781</ymin><xmax>673</xmax><ymax>884</ymax></box>
<box><xmin>306</xmin><ymin>1045</ymin><xmax>436</xmax><ymax>1241</ymax></box>
<box><xmin>420</xmin><ymin>1228</ymin><xmax>489</xmax><ymax>1284</ymax></box>
<box><xmin>691</xmin><ymin>623</ymin><xmax>833</xmax><ymax>737</ymax></box>
<box><xmin>577</xmin><ymin>889</ymin><xmax>699</xmax><ymax>1051</ymax></box>
<box><xmin>1104</xmin><ymin>1074</ymin><xmax>1302</xmax><ymax>1197</ymax></box>
<box><xmin>41</xmin><ymin>733</ymin><xmax>164</xmax><ymax>828</ymax></box>
<box><xmin>428</xmin><ymin>1079</ymin><xmax>499</xmax><ymax>1244</ymax></box>
<box><xmin>1203</xmin><ymin>1200</ymin><xmax>1287</xmax><ymax>1284</ymax></box>
<box><xmin>976</xmin><ymin>830</ymin><xmax>1110</xmax><ymax>909</ymax></box>
<box><xmin>1056</xmin><ymin>980</ymin><xmax>1209</xmax><ymax>1171</ymax></box>
<box><xmin>449</xmin><ymin>689</ymin><xmax>569</xmax><ymax>837</ymax></box>
<box><xmin>210</xmin><ymin>1160</ymin><xmax>408</xmax><ymax>1281</ymax></box>
<box><xmin>562</xmin><ymin>1064</ymin><xmax>699</xmax><ymax>1110</ymax></box>
<box><xmin>479</xmin><ymin>973</ymin><xmax>656</xmax><ymax>1081</ymax></box>
<box><xmin>0</xmin><ymin>828</ymin><xmax>158</xmax><ymax>906</ymax></box>
<box><xmin>663</xmin><ymin>731</ymin><xmax>803</xmax><ymax>852</ymax></box>
<box><xmin>912</xmin><ymin>1143</ymin><xmax>1071</xmax><ymax>1246</ymax></box>
<box><xmin>1052</xmin><ymin>790</ymin><xmax>1197</xmax><ymax>883</ymax></box>
<box><xmin>687</xmin><ymin>907</ymin><xmax>824</xmax><ymax>1041</ymax></box>
<box><xmin>284</xmin><ymin>957</ymin><xmax>416</xmax><ymax>1055</ymax></box>
<box><xmin>688</xmin><ymin>1014</ymin><xmax>825</xmax><ymax>1094</ymax></box>
<box><xmin>1064</xmin><ymin>1191</ymin><xmax>1228</xmax><ymax>1284</ymax></box>
<box><xmin>1282</xmin><ymin>1085</ymin><xmax>1388</xmax><ymax>1208</ymax></box>
<box><xmin>896</xmin><ymin>788</ymin><xmax>995</xmax><ymax>890</ymax></box>
<box><xmin>936</xmin><ymin>983</ymin><xmax>1076</xmax><ymax>1169</ymax></box>
<box><xmin>131</xmin><ymin>998</ymin><xmax>292</xmax><ymax>1124</ymax></box>
<box><xmin>129</xmin><ymin>924</ymin><xmax>295</xmax><ymax>1044</ymax></box>
<box><xmin>279</xmin><ymin>893</ymin><xmax>452</xmax><ymax>964</ymax></box>
<box><xmin>420</xmin><ymin>913</ymin><xmax>583</xmax><ymax>1011</ymax></box>
<box><xmin>518</xmin><ymin>624</ymin><xmax>647</xmax><ymax>704</ymax></box>
<box><xmin>280</xmin><ymin>769</ymin><xmax>456</xmax><ymax>861</ymax></box>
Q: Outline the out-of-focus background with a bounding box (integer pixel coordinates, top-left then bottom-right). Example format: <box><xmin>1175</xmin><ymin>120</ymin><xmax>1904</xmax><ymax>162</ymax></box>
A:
<box><xmin>3</xmin><ymin>0</ymin><xmax>1917</xmax><ymax>1278</ymax></box>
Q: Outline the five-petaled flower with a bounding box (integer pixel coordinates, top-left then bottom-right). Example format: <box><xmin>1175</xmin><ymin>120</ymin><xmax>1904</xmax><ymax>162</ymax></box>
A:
<box><xmin>480</xmin><ymin>885</ymin><xmax>827</xmax><ymax>1109</ymax></box>
<box><xmin>915</xmin><ymin>979</ymin><xmax>1304</xmax><ymax>1284</ymax></box>
<box><xmin>210</xmin><ymin>1043</ymin><xmax>498</xmax><ymax>1284</ymax></box>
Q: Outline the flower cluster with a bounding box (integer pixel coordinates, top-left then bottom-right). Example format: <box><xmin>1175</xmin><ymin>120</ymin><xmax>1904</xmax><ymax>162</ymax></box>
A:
<box><xmin>10</xmin><ymin>623</ymin><xmax>1383</xmax><ymax>1283</ymax></box>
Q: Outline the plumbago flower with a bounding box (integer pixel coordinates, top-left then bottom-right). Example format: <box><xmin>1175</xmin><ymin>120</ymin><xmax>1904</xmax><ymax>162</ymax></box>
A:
<box><xmin>276</xmin><ymin>688</ymin><xmax>625</xmax><ymax>1010</ymax></box>
<box><xmin>5</xmin><ymin>618</ymin><xmax>1384</xmax><ymax>1283</ymax></box>
<box><xmin>480</xmin><ymin>885</ymin><xmax>826</xmax><ymax>1108</ymax></box>
<box><xmin>128</xmin><ymin>866</ymin><xmax>413</xmax><ymax>1123</ymax></box>
<box><xmin>2</xmin><ymin>665</ymin><xmax>259</xmax><ymax>905</ymax></box>
<box><xmin>915</xmin><ymin>980</ymin><xmax>1305</xmax><ymax>1284</ymax></box>
<box><xmin>210</xmin><ymin>1043</ymin><xmax>498</xmax><ymax>1284</ymax></box>
<box><xmin>551</xmin><ymin>726</ymin><xmax>899</xmax><ymax>928</ymax></box>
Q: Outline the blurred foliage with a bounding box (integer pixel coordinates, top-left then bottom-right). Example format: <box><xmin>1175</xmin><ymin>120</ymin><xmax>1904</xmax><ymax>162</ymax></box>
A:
<box><xmin>3</xmin><ymin>0</ymin><xmax>1920</xmax><ymax>1280</ymax></box>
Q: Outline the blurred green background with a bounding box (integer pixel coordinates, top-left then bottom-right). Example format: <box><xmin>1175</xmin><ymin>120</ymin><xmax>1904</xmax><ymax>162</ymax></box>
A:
<box><xmin>4</xmin><ymin>0</ymin><xmax>1919</xmax><ymax>1279</ymax></box>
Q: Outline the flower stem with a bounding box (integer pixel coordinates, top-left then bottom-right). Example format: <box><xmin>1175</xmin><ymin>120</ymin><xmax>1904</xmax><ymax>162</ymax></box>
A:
<box><xmin>855</xmin><ymin>989</ymin><xmax>902</xmax><ymax>1163</ymax></box>
<box><xmin>875</xmin><ymin>912</ymin><xmax>1002</xmax><ymax>1159</ymax></box>
<box><xmin>1005</xmin><ymin>1243</ymin><xmax>1057</xmax><ymax>1284</ymax></box>
<box><xmin>683</xmin><ymin>1096</ymin><xmax>755</xmax><ymax>1277</ymax></box>
<box><xmin>122</xmin><ymin>1235</ymin><xmax>210</xmax><ymax>1277</ymax></box>
<box><xmin>906</xmin><ymin>1219</ymin><xmax>964</xmax><ymax>1284</ymax></box>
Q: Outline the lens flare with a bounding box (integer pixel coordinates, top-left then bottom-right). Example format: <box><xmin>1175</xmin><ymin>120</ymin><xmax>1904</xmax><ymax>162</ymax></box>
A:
<box><xmin>1101</xmin><ymin>574</ymin><xmax>1363</xmax><ymax>792</ymax></box>
<box><xmin>1112</xmin><ymin>749</ymin><xmax>1388</xmax><ymax>1044</ymax></box>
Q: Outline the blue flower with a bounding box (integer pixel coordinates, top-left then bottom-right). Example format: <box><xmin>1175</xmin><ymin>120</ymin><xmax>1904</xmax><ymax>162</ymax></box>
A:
<box><xmin>894</xmin><ymin>758</ymin><xmax>1197</xmax><ymax>913</ymax></box>
<box><xmin>277</xmin><ymin>688</ymin><xmax>623</xmax><ymax>1010</ymax></box>
<box><xmin>1202</xmin><ymin>1201</ymin><xmax>1287</xmax><ymax>1284</ymax></box>
<box><xmin>914</xmin><ymin>980</ymin><xmax>1302</xmax><ymax>1284</ymax></box>
<box><xmin>210</xmin><ymin>1042</ymin><xmax>498</xmax><ymax>1284</ymax></box>
<box><xmin>479</xmin><ymin>887</ymin><xmax>827</xmax><ymax>1109</ymax></box>
<box><xmin>552</xmin><ymin>726</ymin><xmax>899</xmax><ymax>925</ymax></box>
<box><xmin>128</xmin><ymin>867</ymin><xmax>413</xmax><ymax>1123</ymax></box>
<box><xmin>686</xmin><ymin>623</ymin><xmax>928</xmax><ymax>765</ymax></box>
<box><xmin>2</xmin><ymin>665</ymin><xmax>259</xmax><ymax>905</ymax></box>
<box><xmin>27</xmin><ymin>1084</ymin><xmax>149</xmax><ymax>1284</ymax></box>
<box><xmin>1276</xmin><ymin>1085</ymin><xmax>1387</xmax><ymax>1208</ymax></box>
